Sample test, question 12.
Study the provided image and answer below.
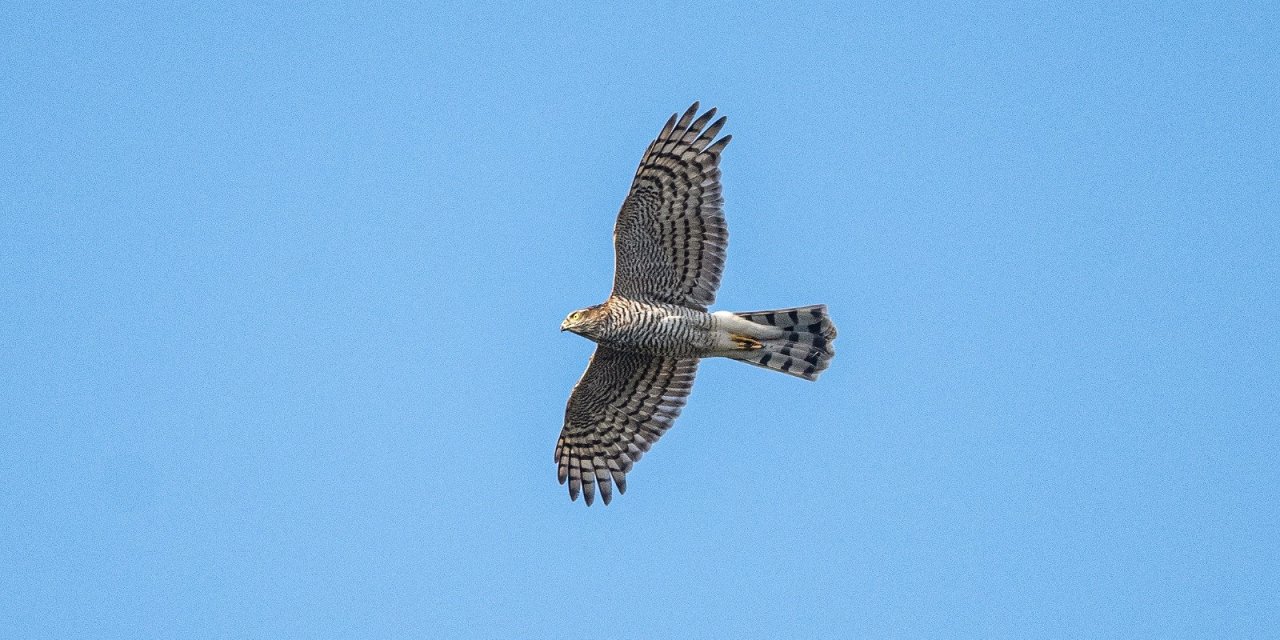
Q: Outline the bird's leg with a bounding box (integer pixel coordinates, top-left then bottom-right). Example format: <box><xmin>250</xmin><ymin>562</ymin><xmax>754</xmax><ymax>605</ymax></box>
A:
<box><xmin>729</xmin><ymin>333</ymin><xmax>763</xmax><ymax>350</ymax></box>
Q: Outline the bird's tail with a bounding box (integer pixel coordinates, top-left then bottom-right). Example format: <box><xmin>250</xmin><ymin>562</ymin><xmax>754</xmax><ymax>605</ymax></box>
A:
<box><xmin>726</xmin><ymin>305</ymin><xmax>836</xmax><ymax>381</ymax></box>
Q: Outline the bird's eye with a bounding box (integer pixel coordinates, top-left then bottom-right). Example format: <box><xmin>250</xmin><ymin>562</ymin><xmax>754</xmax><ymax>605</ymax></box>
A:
<box><xmin>570</xmin><ymin>312</ymin><xmax>581</xmax><ymax>321</ymax></box>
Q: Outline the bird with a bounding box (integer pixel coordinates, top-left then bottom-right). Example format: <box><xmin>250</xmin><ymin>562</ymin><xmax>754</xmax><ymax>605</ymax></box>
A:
<box><xmin>557</xmin><ymin>102</ymin><xmax>837</xmax><ymax>506</ymax></box>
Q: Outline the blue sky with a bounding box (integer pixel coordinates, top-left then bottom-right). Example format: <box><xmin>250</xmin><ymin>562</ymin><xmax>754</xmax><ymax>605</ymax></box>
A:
<box><xmin>2</xmin><ymin>2</ymin><xmax>1277</xmax><ymax>637</ymax></box>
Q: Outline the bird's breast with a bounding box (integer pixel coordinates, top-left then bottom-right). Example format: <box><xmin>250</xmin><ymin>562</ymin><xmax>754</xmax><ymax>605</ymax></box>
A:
<box><xmin>596</xmin><ymin>302</ymin><xmax>713</xmax><ymax>357</ymax></box>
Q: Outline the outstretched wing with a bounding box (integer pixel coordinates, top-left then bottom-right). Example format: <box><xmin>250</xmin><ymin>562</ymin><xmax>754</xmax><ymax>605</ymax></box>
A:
<box><xmin>557</xmin><ymin>347</ymin><xmax>699</xmax><ymax>506</ymax></box>
<box><xmin>611</xmin><ymin>103</ymin><xmax>731</xmax><ymax>311</ymax></box>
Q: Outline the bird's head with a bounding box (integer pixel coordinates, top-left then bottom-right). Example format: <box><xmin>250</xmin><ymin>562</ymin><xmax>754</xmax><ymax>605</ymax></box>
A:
<box><xmin>561</xmin><ymin>305</ymin><xmax>603</xmax><ymax>336</ymax></box>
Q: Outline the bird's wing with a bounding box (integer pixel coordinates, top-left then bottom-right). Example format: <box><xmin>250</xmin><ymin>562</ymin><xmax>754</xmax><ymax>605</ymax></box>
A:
<box><xmin>611</xmin><ymin>103</ymin><xmax>731</xmax><ymax>311</ymax></box>
<box><xmin>557</xmin><ymin>346</ymin><xmax>699</xmax><ymax>505</ymax></box>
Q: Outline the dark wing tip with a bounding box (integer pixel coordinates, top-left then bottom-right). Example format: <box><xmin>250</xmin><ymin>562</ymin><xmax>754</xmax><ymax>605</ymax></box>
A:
<box><xmin>674</xmin><ymin>102</ymin><xmax>699</xmax><ymax>130</ymax></box>
<box><xmin>659</xmin><ymin>112</ymin><xmax>679</xmax><ymax>139</ymax></box>
<box><xmin>704</xmin><ymin>134</ymin><xmax>732</xmax><ymax>157</ymax></box>
<box><xmin>689</xmin><ymin>107</ymin><xmax>717</xmax><ymax>132</ymax></box>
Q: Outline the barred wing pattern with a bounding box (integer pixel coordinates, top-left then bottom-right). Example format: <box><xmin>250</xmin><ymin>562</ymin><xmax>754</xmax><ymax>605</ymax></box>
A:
<box><xmin>611</xmin><ymin>103</ymin><xmax>732</xmax><ymax>311</ymax></box>
<box><xmin>556</xmin><ymin>347</ymin><xmax>698</xmax><ymax>505</ymax></box>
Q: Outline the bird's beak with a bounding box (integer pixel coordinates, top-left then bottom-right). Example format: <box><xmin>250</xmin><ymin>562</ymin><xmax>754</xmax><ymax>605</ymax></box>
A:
<box><xmin>560</xmin><ymin>320</ymin><xmax>568</xmax><ymax>332</ymax></box>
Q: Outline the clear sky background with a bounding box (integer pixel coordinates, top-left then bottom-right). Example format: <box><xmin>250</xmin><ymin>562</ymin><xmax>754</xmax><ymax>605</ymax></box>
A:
<box><xmin>3</xmin><ymin>2</ymin><xmax>1277</xmax><ymax>638</ymax></box>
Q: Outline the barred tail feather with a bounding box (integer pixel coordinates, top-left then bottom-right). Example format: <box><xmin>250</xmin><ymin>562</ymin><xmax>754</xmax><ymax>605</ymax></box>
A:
<box><xmin>730</xmin><ymin>305</ymin><xmax>836</xmax><ymax>381</ymax></box>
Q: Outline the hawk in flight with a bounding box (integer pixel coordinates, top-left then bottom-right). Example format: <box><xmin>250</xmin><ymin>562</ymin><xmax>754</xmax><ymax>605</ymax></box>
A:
<box><xmin>558</xmin><ymin>103</ymin><xmax>837</xmax><ymax>505</ymax></box>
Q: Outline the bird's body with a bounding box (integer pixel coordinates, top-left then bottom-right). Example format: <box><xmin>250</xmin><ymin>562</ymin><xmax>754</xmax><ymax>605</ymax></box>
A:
<box><xmin>567</xmin><ymin>297</ymin><xmax>833</xmax><ymax>365</ymax></box>
<box><xmin>556</xmin><ymin>103</ymin><xmax>837</xmax><ymax>505</ymax></box>
<box><xmin>568</xmin><ymin>298</ymin><xmax>713</xmax><ymax>357</ymax></box>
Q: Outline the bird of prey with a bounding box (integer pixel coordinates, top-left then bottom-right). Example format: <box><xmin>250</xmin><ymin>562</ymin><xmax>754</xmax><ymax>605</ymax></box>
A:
<box><xmin>557</xmin><ymin>103</ymin><xmax>837</xmax><ymax>506</ymax></box>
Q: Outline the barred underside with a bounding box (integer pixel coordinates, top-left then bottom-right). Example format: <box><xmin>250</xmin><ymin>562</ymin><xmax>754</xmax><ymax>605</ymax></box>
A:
<box><xmin>595</xmin><ymin>297</ymin><xmax>715</xmax><ymax>357</ymax></box>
